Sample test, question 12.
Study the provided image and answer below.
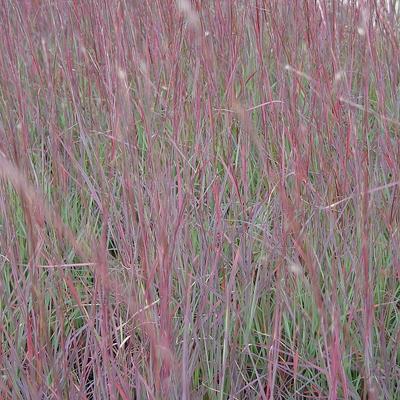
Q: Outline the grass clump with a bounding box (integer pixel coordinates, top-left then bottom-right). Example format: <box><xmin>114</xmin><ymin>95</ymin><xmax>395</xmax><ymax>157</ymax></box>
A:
<box><xmin>0</xmin><ymin>1</ymin><xmax>399</xmax><ymax>399</ymax></box>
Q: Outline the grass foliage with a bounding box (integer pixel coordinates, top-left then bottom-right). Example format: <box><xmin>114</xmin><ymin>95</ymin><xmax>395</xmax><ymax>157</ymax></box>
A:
<box><xmin>0</xmin><ymin>1</ymin><xmax>399</xmax><ymax>399</ymax></box>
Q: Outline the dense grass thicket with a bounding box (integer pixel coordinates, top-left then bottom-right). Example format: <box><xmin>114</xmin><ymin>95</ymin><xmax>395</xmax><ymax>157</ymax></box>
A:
<box><xmin>0</xmin><ymin>1</ymin><xmax>399</xmax><ymax>399</ymax></box>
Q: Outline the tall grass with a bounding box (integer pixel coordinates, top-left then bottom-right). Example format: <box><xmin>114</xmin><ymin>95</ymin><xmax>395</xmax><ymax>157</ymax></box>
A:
<box><xmin>0</xmin><ymin>1</ymin><xmax>399</xmax><ymax>399</ymax></box>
